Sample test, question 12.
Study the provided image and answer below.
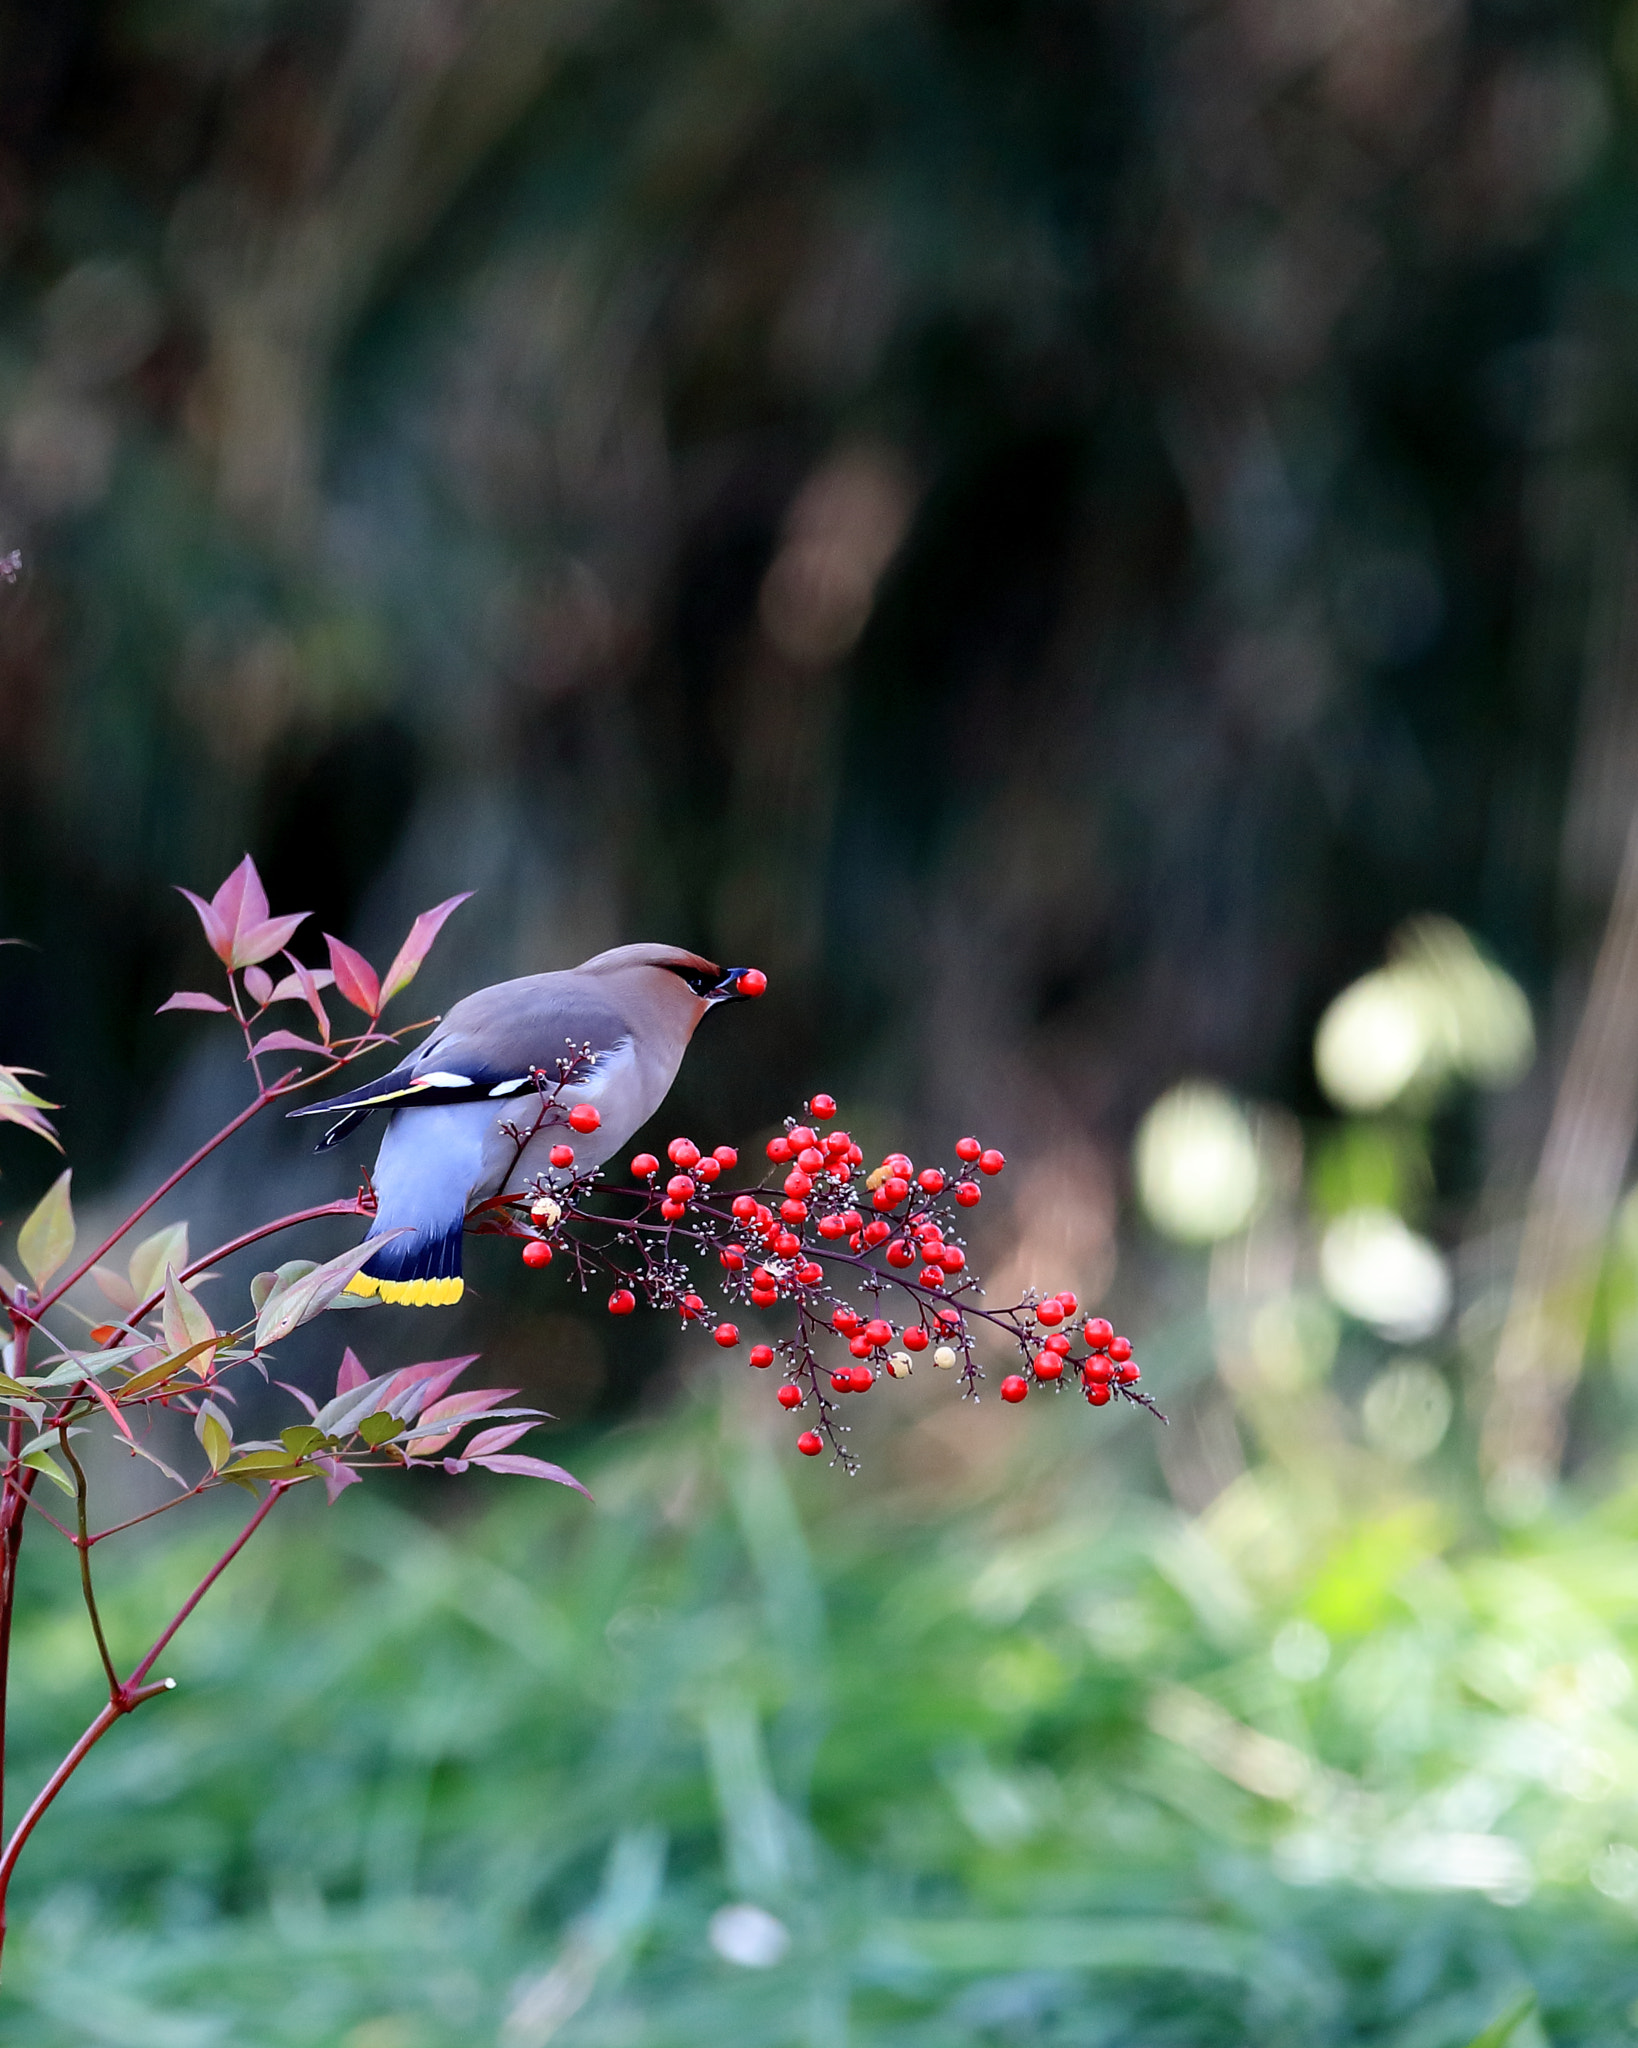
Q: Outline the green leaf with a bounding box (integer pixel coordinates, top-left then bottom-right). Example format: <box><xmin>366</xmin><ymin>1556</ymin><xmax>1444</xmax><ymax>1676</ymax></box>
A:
<box><xmin>250</xmin><ymin>1259</ymin><xmax>316</xmax><ymax>1318</ymax></box>
<box><xmin>128</xmin><ymin>1222</ymin><xmax>189</xmax><ymax>1304</ymax></box>
<box><xmin>0</xmin><ymin>1066</ymin><xmax>60</xmax><ymax>1150</ymax></box>
<box><xmin>358</xmin><ymin>1411</ymin><xmax>401</xmax><ymax>1447</ymax></box>
<box><xmin>255</xmin><ymin>1238</ymin><xmax>394</xmax><ymax>1349</ymax></box>
<box><xmin>220</xmin><ymin>1450</ymin><xmax>304</xmax><ymax>1477</ymax></box>
<box><xmin>17</xmin><ymin>1169</ymin><xmax>74</xmax><ymax>1289</ymax></box>
<box><xmin>0</xmin><ymin>1373</ymin><xmax>38</xmax><ymax>1400</ymax></box>
<box><xmin>280</xmin><ymin>1425</ymin><xmax>326</xmax><ymax>1457</ymax></box>
<box><xmin>162</xmin><ymin>1267</ymin><xmax>218</xmax><ymax>1373</ymax></box>
<box><xmin>195</xmin><ymin>1398</ymin><xmax>233</xmax><ymax>1473</ymax></box>
<box><xmin>19</xmin><ymin>1446</ymin><xmax>74</xmax><ymax>1496</ymax></box>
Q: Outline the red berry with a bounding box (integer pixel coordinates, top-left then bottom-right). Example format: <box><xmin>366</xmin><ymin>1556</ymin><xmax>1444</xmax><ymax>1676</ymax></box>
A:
<box><xmin>886</xmin><ymin>1240</ymin><xmax>914</xmax><ymax>1268</ymax></box>
<box><xmin>713</xmin><ymin>1145</ymin><xmax>738</xmax><ymax>1169</ymax></box>
<box><xmin>918</xmin><ymin>1168</ymin><xmax>945</xmax><ymax>1194</ymax></box>
<box><xmin>863</xmin><ymin>1319</ymin><xmax>893</xmax><ymax>1348</ymax></box>
<box><xmin>720</xmin><ymin>1247</ymin><xmax>745</xmax><ymax>1271</ymax></box>
<box><xmin>833</xmin><ymin>1306</ymin><xmax>861</xmax><ymax>1334</ymax></box>
<box><xmin>680</xmin><ymin>1294</ymin><xmax>705</xmax><ymax>1320</ymax></box>
<box><xmin>1084</xmin><ymin>1358</ymin><xmax>1114</xmax><ymax>1383</ymax></box>
<box><xmin>731</xmin><ymin>1194</ymin><xmax>757</xmax><ymax>1220</ymax></box>
<box><xmin>608</xmin><ymin>1289</ymin><xmax>636</xmax><ymax>1315</ymax></box>
<box><xmin>790</xmin><ymin>1126</ymin><xmax>817</xmax><ymax>1150</ymax></box>
<box><xmin>660</xmin><ymin>1199</ymin><xmax>687</xmax><ymax>1221</ymax></box>
<box><xmin>1043</xmin><ymin>1332</ymin><xmax>1071</xmax><ymax>1354</ymax></box>
<box><xmin>939</xmin><ymin>1246</ymin><xmax>965</xmax><ymax>1272</ymax></box>
<box><xmin>777</xmin><ymin>1383</ymin><xmax>803</xmax><ymax>1409</ymax></box>
<box><xmin>1109</xmin><ymin>1335</ymin><xmax>1133</xmax><ymax>1362</ymax></box>
<box><xmin>903</xmin><ymin>1328</ymin><xmax>929</xmax><ymax>1352</ymax></box>
<box><xmin>797</xmin><ymin>1261</ymin><xmax>823</xmax><ymax>1284</ymax></box>
<box><xmin>810</xmin><ymin>1094</ymin><xmax>837</xmax><ymax>1119</ymax></box>
<box><xmin>696</xmin><ymin>1156</ymin><xmax>721</xmax><ymax>1182</ymax></box>
<box><xmin>848</xmin><ymin>1365</ymin><xmax>874</xmax><ymax>1392</ymax></box>
<box><xmin>863</xmin><ymin>1218</ymin><xmax>891</xmax><ymax>1246</ymax></box>
<box><xmin>797</xmin><ymin>1146</ymin><xmax>825</xmax><ymax>1173</ymax></box>
<box><xmin>568</xmin><ymin>1104</ymin><xmax>601</xmax><ymax>1134</ymax></box>
<box><xmin>667</xmin><ymin>1174</ymin><xmax>696</xmax><ymax>1201</ymax></box>
<box><xmin>841</xmin><ymin>1210</ymin><xmax>864</xmax><ymax>1233</ymax></box>
<box><xmin>979</xmin><ymin>1149</ymin><xmax>1005</xmax><ymax>1175</ymax></box>
<box><xmin>753</xmin><ymin>1266</ymin><xmax>775</xmax><ymax>1288</ymax></box>
<box><xmin>1117</xmin><ymin>1362</ymin><xmax>1140</xmax><ymax>1383</ymax></box>
<box><xmin>885</xmin><ymin>1177</ymin><xmax>910</xmax><ymax>1205</ymax></box>
<box><xmin>937</xmin><ymin>1306</ymin><xmax>962</xmax><ymax>1326</ymax></box>
<box><xmin>714</xmin><ymin>1324</ymin><xmax>740</xmax><ymax>1348</ymax></box>
<box><xmin>767</xmin><ymin>1136</ymin><xmax>794</xmax><ymax>1163</ymax></box>
<box><xmin>1087</xmin><ymin>1382</ymin><xmax>1111</xmax><ymax>1406</ymax></box>
<box><xmin>955</xmin><ymin>1136</ymin><xmax>982</xmax><ymax>1162</ymax></box>
<box><xmin>736</xmin><ymin>969</ymin><xmax>768</xmax><ymax>998</ymax></box>
<box><xmin>872</xmin><ymin>1188</ymin><xmax>893</xmax><ymax>1212</ymax></box>
<box><xmin>750</xmin><ymin>1344</ymin><xmax>775</xmax><ymax>1368</ymax></box>
<box><xmin>954</xmin><ymin>1181</ymin><xmax>981</xmax><ymax>1207</ymax></box>
<box><xmin>1035</xmin><ymin>1301</ymin><xmax>1063</xmax><ymax>1326</ymax></box>
<box><xmin>1034</xmin><ymin>1356</ymin><xmax>1064</xmax><ymax>1381</ymax></box>
<box><xmin>884</xmin><ymin>1154</ymin><xmax>913</xmax><ymax>1179</ymax></box>
<box><xmin>920</xmin><ymin>1266</ymin><xmax>945</xmax><ymax>1289</ymax></box>
<box><xmin>1000</xmin><ymin>1375</ymin><xmax>1028</xmax><ymax>1403</ymax></box>
<box><xmin>848</xmin><ymin>1334</ymin><xmax>871</xmax><ymax>1359</ymax></box>
<box><xmin>832</xmin><ymin>1369</ymin><xmax>854</xmax><ymax>1391</ymax></box>
<box><xmin>631</xmin><ymin>1153</ymin><xmax>660</xmax><ymax>1178</ymax></box>
<box><xmin>818</xmin><ymin>1213</ymin><xmax>847</xmax><ymax>1239</ymax></box>
<box><xmin>549</xmin><ymin>1143</ymin><xmax>576</xmax><ymax>1168</ymax></box>
<box><xmin>784</xmin><ymin>1170</ymin><xmax>813</xmax><ymax>1199</ymax></box>
<box><xmin>779</xmin><ymin>1200</ymin><xmax>808</xmax><ymax>1223</ymax></box>
<box><xmin>1083</xmin><ymin>1317</ymin><xmax>1113</xmax><ymax>1349</ymax></box>
<box><xmin>824</xmin><ymin>1130</ymin><xmax>851</xmax><ymax>1155</ymax></box>
<box><xmin>1056</xmin><ymin>1290</ymin><xmax>1078</xmax><ymax>1316</ymax></box>
<box><xmin>775</xmin><ymin>1231</ymin><xmax>801</xmax><ymax>1256</ymax></box>
<box><xmin>522</xmin><ymin>1239</ymin><xmax>552</xmax><ymax>1269</ymax></box>
<box><xmin>668</xmin><ymin>1137</ymin><xmax>699</xmax><ymax>1167</ymax></box>
<box><xmin>751</xmin><ymin>1288</ymin><xmax>778</xmax><ymax>1308</ymax></box>
<box><xmin>797</xmin><ymin>1430</ymin><xmax>823</xmax><ymax>1456</ymax></box>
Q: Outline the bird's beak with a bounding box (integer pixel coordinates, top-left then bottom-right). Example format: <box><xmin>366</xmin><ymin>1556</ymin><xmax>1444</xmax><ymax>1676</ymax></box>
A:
<box><xmin>709</xmin><ymin>967</ymin><xmax>767</xmax><ymax>1003</ymax></box>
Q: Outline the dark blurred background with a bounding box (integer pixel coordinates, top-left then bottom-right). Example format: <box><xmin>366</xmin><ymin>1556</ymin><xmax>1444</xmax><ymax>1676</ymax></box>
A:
<box><xmin>6</xmin><ymin>3</ymin><xmax>1638</xmax><ymax>2041</ymax></box>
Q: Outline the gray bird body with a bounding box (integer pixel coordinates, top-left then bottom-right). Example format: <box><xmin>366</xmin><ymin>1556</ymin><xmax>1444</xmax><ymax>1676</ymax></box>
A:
<box><xmin>289</xmin><ymin>943</ymin><xmax>753</xmax><ymax>1305</ymax></box>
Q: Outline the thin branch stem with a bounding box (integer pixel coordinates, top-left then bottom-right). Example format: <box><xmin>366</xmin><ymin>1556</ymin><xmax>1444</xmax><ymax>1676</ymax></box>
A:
<box><xmin>126</xmin><ymin>1483</ymin><xmax>287</xmax><ymax>1692</ymax></box>
<box><xmin>57</xmin><ymin>1431</ymin><xmax>120</xmax><ymax>1703</ymax></box>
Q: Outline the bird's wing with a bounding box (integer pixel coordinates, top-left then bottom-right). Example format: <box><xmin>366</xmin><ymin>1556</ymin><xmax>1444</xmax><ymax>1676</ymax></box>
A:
<box><xmin>287</xmin><ymin>977</ymin><xmax>633</xmax><ymax>1122</ymax></box>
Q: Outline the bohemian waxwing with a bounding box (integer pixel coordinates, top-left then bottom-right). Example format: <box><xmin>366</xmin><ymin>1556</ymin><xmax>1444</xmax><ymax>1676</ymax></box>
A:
<box><xmin>288</xmin><ymin>943</ymin><xmax>763</xmax><ymax>1305</ymax></box>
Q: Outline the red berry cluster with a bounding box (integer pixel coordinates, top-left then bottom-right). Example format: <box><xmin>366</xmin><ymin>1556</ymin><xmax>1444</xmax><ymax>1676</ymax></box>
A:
<box><xmin>494</xmin><ymin>1091</ymin><xmax>1157</xmax><ymax>1468</ymax></box>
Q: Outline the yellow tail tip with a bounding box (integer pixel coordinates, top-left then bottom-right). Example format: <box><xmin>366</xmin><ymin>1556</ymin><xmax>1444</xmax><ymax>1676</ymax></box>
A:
<box><xmin>348</xmin><ymin>1273</ymin><xmax>464</xmax><ymax>1306</ymax></box>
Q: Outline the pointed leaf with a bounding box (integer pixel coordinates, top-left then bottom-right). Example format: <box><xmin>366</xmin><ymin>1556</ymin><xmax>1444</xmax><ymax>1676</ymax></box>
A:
<box><xmin>381</xmin><ymin>1355</ymin><xmax>479</xmax><ymax>1421</ymax></box>
<box><xmin>161</xmin><ymin>1267</ymin><xmax>217</xmax><ymax>1373</ymax></box>
<box><xmin>414</xmin><ymin>1385</ymin><xmax>520</xmax><ymax>1428</ymax></box>
<box><xmin>274</xmin><ymin>1379</ymin><xmax>320</xmax><ymax>1420</ymax></box>
<box><xmin>358</xmin><ymin>1411</ymin><xmax>400</xmax><ymax>1447</ymax></box>
<box><xmin>381</xmin><ymin>894</ymin><xmax>473</xmax><ymax>1007</ymax></box>
<box><xmin>280</xmin><ymin>1425</ymin><xmax>326</xmax><ymax>1457</ymax></box>
<box><xmin>255</xmin><ymin>1236</ymin><xmax>399</xmax><ymax>1349</ymax></box>
<box><xmin>243</xmin><ymin>966</ymin><xmax>274</xmax><ymax>1006</ymax></box>
<box><xmin>177</xmin><ymin>888</ymin><xmax>234</xmax><ymax>965</ymax></box>
<box><xmin>212</xmin><ymin>856</ymin><xmax>265</xmax><ymax>938</ymax></box>
<box><xmin>18</xmin><ymin>1170</ymin><xmax>74</xmax><ymax>1288</ymax></box>
<box><xmin>312</xmin><ymin>1368</ymin><xmax>404</xmax><ymax>1438</ymax></box>
<box><xmin>195</xmin><ymin>1399</ymin><xmax>232</xmax><ymax>1473</ymax></box>
<box><xmin>129</xmin><ymin>1223</ymin><xmax>189</xmax><ymax>1304</ymax></box>
<box><xmin>313</xmin><ymin>1454</ymin><xmax>362</xmax><ymax>1505</ymax></box>
<box><xmin>324</xmin><ymin>936</ymin><xmax>381</xmax><ymax>1017</ymax></box>
<box><xmin>19</xmin><ymin>1445</ymin><xmax>74</xmax><ymax>1496</ymax></box>
<box><xmin>251</xmin><ymin>1260</ymin><xmax>316</xmax><ymax>1317</ymax></box>
<box><xmin>93</xmin><ymin>1266</ymin><xmax>138</xmax><ymax>1315</ymax></box>
<box><xmin>234</xmin><ymin>913</ymin><xmax>308</xmax><ymax>968</ymax></box>
<box><xmin>336</xmin><ymin>1346</ymin><xmax>369</xmax><ymax>1394</ymax></box>
<box><xmin>464</xmin><ymin>1421</ymin><xmax>535</xmax><ymax>1458</ymax></box>
<box><xmin>220</xmin><ymin>1449</ymin><xmax>304</xmax><ymax>1477</ymax></box>
<box><xmin>466</xmin><ymin>1453</ymin><xmax>591</xmax><ymax>1497</ymax></box>
<box><xmin>249</xmin><ymin>1029</ymin><xmax>328</xmax><ymax>1059</ymax></box>
<box><xmin>156</xmin><ymin>990</ymin><xmax>231</xmax><ymax>1016</ymax></box>
<box><xmin>272</xmin><ymin>955</ymin><xmax>333</xmax><ymax>1042</ymax></box>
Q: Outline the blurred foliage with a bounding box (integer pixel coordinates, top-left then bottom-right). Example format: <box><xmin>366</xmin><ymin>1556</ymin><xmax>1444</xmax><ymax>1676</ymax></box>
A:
<box><xmin>2</xmin><ymin>1378</ymin><xmax>1638</xmax><ymax>2043</ymax></box>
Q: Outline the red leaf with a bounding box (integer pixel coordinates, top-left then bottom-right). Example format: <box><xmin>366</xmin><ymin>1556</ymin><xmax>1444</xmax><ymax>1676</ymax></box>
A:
<box><xmin>243</xmin><ymin>966</ymin><xmax>274</xmax><ymax>1007</ymax></box>
<box><xmin>417</xmin><ymin>1386</ymin><xmax>520</xmax><ymax>1427</ymax></box>
<box><xmin>383</xmin><ymin>1354</ymin><xmax>478</xmax><ymax>1418</ymax></box>
<box><xmin>313</xmin><ymin>1454</ymin><xmax>361</xmax><ymax>1506</ymax></box>
<box><xmin>381</xmin><ymin>894</ymin><xmax>473</xmax><ymax>1007</ymax></box>
<box><xmin>235</xmin><ymin>913</ymin><xmax>309</xmax><ymax>969</ymax></box>
<box><xmin>273</xmin><ymin>956</ymin><xmax>333</xmax><ymax>1043</ymax></box>
<box><xmin>324</xmin><ymin>935</ymin><xmax>381</xmax><ymax>1017</ymax></box>
<box><xmin>212</xmin><ymin>856</ymin><xmax>266</xmax><ymax>937</ymax></box>
<box><xmin>464</xmin><ymin>1421</ymin><xmax>534</xmax><ymax>1458</ymax></box>
<box><xmin>468</xmin><ymin>1453</ymin><xmax>591</xmax><ymax>1496</ymax></box>
<box><xmin>176</xmin><ymin>889</ymin><xmax>234</xmax><ymax>966</ymax></box>
<box><xmin>249</xmin><ymin>1029</ymin><xmax>327</xmax><ymax>1058</ymax></box>
<box><xmin>336</xmin><ymin>1347</ymin><xmax>369</xmax><ymax>1395</ymax></box>
<box><xmin>157</xmin><ymin>991</ymin><xmax>231</xmax><ymax>1015</ymax></box>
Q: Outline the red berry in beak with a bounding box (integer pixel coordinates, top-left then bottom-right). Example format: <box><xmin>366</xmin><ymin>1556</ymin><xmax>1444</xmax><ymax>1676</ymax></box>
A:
<box><xmin>736</xmin><ymin>968</ymin><xmax>767</xmax><ymax>997</ymax></box>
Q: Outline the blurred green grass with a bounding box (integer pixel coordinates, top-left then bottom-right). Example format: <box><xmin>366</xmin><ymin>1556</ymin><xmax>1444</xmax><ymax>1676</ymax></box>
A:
<box><xmin>0</xmin><ymin>1374</ymin><xmax>1634</xmax><ymax>2047</ymax></box>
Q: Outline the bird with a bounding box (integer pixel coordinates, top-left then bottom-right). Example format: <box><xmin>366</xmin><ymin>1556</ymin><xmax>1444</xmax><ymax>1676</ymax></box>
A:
<box><xmin>287</xmin><ymin>943</ymin><xmax>765</xmax><ymax>1305</ymax></box>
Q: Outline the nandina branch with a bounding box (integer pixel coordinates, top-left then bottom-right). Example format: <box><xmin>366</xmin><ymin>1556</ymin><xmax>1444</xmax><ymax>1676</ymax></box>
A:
<box><xmin>57</xmin><ymin>1430</ymin><xmax>120</xmax><ymax>1702</ymax></box>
